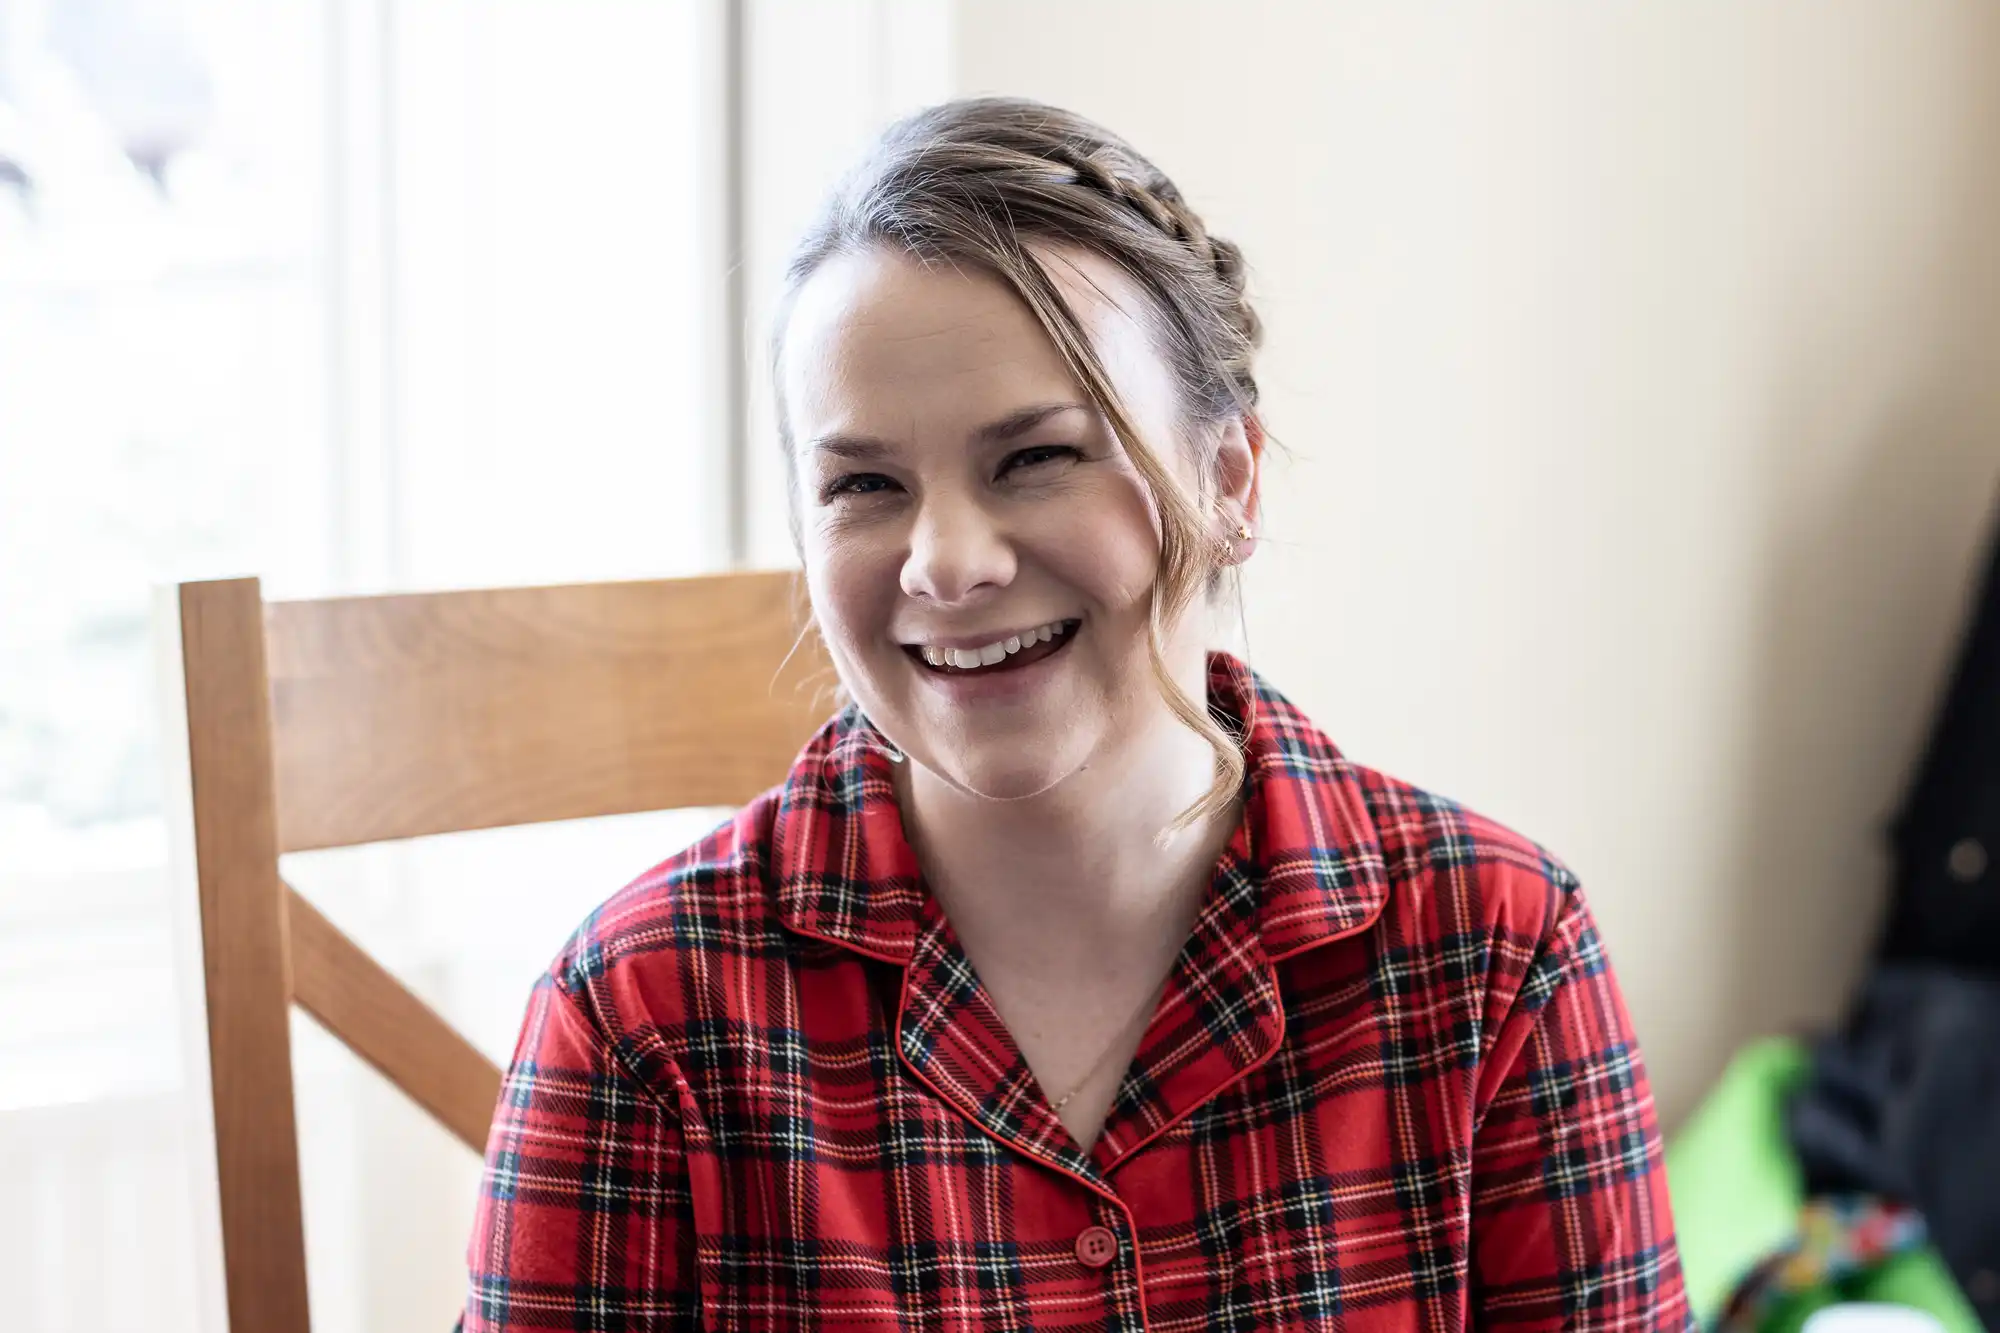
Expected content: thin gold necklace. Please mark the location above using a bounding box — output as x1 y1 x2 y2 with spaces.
1047 979 1169 1115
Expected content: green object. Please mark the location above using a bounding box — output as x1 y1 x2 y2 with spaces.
1666 1038 1817 1323
1854 1250 1981 1329
1752 1251 1975 1333
1663 1037 1983 1333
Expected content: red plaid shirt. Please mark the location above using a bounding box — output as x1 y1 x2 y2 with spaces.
464 654 1688 1331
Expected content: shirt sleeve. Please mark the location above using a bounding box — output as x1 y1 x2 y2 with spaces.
1469 886 1693 1331
462 971 701 1331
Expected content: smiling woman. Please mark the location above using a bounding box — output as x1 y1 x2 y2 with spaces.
778 239 1255 814
461 98 1692 1333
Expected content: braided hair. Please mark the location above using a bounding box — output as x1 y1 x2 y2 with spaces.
773 96 1265 829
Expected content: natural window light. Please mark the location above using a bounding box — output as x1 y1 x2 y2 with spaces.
0 1 948 1328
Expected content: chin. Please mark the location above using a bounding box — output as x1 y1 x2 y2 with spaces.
929 754 1069 803
948 756 1072 800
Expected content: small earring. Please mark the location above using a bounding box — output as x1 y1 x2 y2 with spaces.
1235 522 1253 540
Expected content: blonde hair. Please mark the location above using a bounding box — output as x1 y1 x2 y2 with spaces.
772 97 1265 830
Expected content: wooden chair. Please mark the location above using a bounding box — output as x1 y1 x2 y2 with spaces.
157 572 831 1333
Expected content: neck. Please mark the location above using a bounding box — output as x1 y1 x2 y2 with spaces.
898 708 1239 981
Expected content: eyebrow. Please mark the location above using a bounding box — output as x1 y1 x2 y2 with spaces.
807 402 1091 461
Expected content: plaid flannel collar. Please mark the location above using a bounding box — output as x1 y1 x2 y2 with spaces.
768 653 1391 1177
767 650 1390 970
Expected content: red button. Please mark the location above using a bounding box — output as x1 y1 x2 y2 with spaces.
1074 1225 1118 1269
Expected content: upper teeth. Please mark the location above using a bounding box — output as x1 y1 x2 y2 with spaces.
921 620 1069 670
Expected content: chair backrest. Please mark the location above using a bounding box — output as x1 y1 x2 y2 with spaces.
158 571 831 1333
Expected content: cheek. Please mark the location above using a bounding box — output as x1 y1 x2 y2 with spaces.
803 522 902 661
1051 476 1161 608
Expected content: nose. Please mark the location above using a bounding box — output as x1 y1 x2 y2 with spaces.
900 492 1016 605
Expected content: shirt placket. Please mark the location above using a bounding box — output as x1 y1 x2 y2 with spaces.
1091 854 1287 1174
896 860 1292 1331
895 902 1165 1326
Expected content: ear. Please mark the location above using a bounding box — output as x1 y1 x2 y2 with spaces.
1211 412 1263 563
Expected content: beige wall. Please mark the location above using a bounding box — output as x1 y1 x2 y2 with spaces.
955 1 2000 1129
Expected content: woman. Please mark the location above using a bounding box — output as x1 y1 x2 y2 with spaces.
463 98 1689 1331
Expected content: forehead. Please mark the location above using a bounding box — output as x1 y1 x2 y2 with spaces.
780 244 1170 449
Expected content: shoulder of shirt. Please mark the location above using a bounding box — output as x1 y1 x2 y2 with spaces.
529 739 1595 1057
539 785 795 1059
1334 755 1587 960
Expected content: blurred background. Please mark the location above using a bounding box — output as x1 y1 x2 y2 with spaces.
6 2 2000 1330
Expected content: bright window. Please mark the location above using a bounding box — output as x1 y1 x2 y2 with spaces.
0 2 949 1328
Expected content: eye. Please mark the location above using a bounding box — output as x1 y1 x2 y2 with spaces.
999 444 1083 478
819 472 901 503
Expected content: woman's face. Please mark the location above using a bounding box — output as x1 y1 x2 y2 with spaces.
781 243 1246 802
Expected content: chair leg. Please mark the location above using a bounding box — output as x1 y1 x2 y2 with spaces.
168 578 312 1333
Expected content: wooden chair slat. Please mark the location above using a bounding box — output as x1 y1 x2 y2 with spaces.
263 570 832 852
286 885 503 1153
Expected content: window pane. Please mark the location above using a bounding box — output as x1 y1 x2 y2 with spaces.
0 8 331 1332
0 0 331 845
392 0 709 590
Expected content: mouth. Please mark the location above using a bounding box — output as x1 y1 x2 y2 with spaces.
902 618 1081 677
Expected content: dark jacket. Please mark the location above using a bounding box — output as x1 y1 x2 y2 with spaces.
1790 499 2000 1330
1884 513 2000 973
